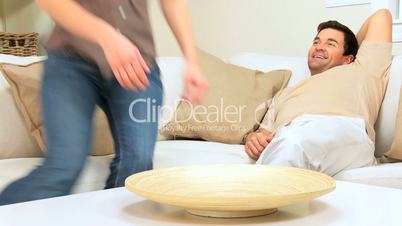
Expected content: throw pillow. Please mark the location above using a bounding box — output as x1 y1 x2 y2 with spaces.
160 49 291 144
0 62 114 156
0 70 43 159
382 88 402 162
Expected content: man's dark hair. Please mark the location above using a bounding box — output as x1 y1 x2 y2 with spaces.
317 20 358 60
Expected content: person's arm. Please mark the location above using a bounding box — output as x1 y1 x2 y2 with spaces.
244 128 274 160
356 9 392 46
160 0 208 104
35 0 150 91
258 98 276 133
243 99 275 160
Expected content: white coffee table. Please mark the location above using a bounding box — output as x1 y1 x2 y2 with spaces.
0 181 400 226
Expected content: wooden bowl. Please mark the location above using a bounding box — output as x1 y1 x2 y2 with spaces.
125 164 335 218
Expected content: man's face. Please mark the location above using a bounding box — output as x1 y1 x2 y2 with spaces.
307 28 353 75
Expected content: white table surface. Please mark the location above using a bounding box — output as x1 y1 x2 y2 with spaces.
0 180 400 226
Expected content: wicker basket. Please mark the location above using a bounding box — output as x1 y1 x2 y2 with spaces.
0 32 39 57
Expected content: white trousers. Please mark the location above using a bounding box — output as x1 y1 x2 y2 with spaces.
256 114 377 176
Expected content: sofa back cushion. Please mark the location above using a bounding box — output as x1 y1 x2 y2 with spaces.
374 56 402 156
382 87 402 161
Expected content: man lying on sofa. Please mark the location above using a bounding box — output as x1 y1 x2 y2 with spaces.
244 9 392 176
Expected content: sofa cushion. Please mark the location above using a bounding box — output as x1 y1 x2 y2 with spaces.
374 56 402 156
382 87 402 161
0 155 113 194
0 62 115 156
160 49 291 144
228 53 310 87
0 70 43 159
0 55 46 159
153 140 253 169
334 163 402 189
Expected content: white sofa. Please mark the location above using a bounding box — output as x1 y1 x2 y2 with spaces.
0 52 401 195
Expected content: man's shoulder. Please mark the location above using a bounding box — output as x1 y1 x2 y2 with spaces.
355 40 392 63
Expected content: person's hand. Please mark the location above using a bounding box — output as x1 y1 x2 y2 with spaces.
100 30 150 91
245 130 274 160
183 62 208 105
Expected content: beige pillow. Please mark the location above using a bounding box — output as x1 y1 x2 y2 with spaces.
382 88 402 163
160 49 291 144
0 62 114 156
0 71 42 159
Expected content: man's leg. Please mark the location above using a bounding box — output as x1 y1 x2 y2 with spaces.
104 64 163 188
256 114 376 176
0 52 99 205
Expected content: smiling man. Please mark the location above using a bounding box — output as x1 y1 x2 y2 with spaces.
308 21 357 75
244 9 392 176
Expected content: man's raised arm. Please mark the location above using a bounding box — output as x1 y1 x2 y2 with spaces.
356 9 392 45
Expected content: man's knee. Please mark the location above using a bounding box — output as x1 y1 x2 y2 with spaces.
258 134 309 168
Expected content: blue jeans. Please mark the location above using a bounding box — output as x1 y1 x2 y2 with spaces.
0 51 163 205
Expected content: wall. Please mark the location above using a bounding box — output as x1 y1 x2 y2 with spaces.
152 0 402 57
0 1 4 31
187 0 372 58
1 0 52 54
1 0 401 57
